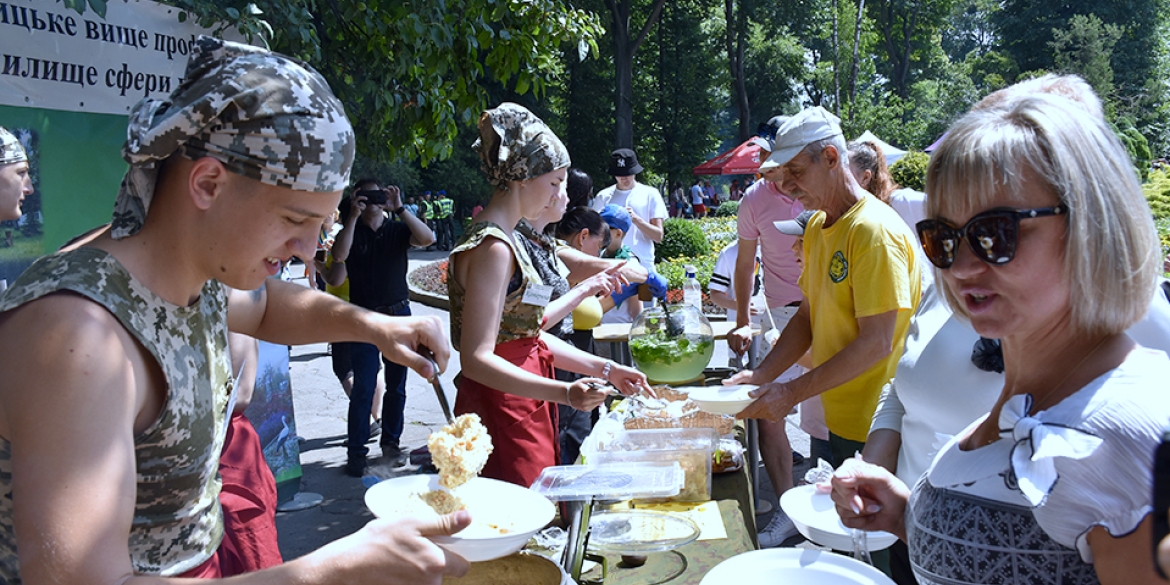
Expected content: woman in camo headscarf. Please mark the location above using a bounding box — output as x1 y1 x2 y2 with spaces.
446 103 647 487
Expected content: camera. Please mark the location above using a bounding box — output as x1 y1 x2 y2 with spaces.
356 189 387 206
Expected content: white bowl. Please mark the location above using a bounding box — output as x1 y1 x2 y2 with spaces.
684 384 758 415
702 548 894 585
365 474 555 562
778 484 898 552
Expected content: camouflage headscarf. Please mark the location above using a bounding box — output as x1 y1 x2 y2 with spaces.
112 36 355 239
0 127 27 165
473 103 570 191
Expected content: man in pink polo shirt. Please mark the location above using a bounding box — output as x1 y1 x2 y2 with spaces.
728 116 821 547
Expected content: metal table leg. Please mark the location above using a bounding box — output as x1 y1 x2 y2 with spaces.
746 418 761 510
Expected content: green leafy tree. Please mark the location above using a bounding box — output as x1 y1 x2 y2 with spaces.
725 0 752 141
557 0 617 188
995 0 1168 97
742 23 807 125
152 0 602 163
866 0 957 100
604 0 669 148
940 0 999 62
647 0 723 187
1049 14 1121 99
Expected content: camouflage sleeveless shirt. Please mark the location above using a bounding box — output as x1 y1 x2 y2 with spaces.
448 221 546 351
0 247 231 581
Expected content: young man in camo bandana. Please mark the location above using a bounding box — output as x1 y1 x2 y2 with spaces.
0 127 32 222
0 38 468 584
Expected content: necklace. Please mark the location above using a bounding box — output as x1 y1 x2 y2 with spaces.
1024 335 1110 415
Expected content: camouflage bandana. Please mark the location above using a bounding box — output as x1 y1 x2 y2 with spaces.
473 103 570 191
0 127 27 165
112 36 355 239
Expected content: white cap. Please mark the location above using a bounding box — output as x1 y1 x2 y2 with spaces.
773 210 817 236
759 107 842 170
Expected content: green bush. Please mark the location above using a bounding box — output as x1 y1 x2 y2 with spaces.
890 151 930 191
1112 116 1151 182
713 201 739 217
656 218 712 263
656 254 716 291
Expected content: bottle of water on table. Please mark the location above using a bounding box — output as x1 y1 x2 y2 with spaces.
683 264 701 310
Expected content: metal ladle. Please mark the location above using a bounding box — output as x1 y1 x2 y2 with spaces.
660 297 685 338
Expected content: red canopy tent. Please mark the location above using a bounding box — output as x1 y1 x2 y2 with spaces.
693 138 766 175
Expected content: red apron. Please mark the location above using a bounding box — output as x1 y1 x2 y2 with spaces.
181 413 282 578
455 336 560 488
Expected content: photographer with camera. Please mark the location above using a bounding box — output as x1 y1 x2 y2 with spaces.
332 179 435 476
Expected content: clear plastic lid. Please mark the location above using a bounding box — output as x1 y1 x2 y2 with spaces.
529 462 683 502
588 509 701 553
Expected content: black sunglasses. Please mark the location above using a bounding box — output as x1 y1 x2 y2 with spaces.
916 204 1068 269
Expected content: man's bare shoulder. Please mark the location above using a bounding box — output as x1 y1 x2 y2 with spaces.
0 291 153 438
0 292 142 389
1 289 124 332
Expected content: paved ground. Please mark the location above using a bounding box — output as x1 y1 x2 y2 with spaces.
274 249 812 561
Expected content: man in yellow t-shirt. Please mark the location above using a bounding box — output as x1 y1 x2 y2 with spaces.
730 106 920 467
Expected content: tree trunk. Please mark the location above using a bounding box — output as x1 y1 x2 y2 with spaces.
607 0 667 149
726 0 751 142
832 0 840 116
850 0 865 121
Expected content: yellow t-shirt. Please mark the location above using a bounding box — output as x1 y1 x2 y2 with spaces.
798 194 921 442
324 255 350 302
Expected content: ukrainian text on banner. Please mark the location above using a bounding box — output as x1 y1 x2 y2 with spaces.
0 0 237 115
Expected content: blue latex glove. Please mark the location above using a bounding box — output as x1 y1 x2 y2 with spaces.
611 282 639 306
645 271 668 300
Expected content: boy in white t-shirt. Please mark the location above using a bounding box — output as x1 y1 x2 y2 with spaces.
708 240 764 366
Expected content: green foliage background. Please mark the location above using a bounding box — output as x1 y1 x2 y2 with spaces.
62 0 1170 226
889 151 930 191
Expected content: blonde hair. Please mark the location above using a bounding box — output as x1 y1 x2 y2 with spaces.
926 92 1158 335
974 73 1105 121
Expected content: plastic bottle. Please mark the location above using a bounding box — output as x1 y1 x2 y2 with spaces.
683 264 701 310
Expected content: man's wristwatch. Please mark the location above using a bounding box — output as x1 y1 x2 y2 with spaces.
392 206 406 215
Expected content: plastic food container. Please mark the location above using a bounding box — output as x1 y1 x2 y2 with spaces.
529 462 683 502
582 428 716 502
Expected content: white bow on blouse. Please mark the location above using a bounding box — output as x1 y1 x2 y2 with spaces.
998 393 1103 505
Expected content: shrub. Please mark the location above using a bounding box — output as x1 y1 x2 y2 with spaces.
656 254 715 291
657 218 712 263
714 201 739 217
890 151 930 191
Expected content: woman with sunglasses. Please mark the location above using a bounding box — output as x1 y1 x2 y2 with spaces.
831 91 1170 583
